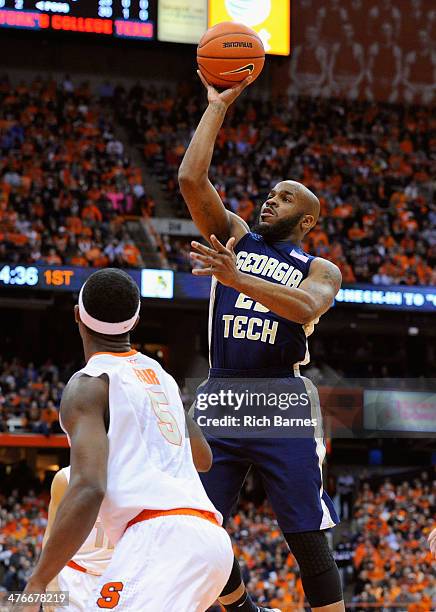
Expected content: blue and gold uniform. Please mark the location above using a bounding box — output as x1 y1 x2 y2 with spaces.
196 232 339 533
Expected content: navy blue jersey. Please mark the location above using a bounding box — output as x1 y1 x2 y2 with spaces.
210 232 316 371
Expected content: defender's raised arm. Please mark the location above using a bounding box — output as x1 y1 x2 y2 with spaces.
178 72 251 244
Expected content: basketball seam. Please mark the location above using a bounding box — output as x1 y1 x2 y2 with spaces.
198 32 262 48
197 55 265 60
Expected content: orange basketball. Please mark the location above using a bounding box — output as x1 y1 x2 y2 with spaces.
197 22 265 89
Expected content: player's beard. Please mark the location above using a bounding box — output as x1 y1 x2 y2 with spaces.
252 212 304 243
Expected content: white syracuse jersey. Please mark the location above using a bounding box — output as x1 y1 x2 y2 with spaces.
61 467 113 575
68 349 222 545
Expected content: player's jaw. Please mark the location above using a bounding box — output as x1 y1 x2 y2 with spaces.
252 209 305 243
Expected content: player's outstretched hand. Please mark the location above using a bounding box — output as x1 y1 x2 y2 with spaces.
197 70 252 109
429 527 436 557
191 235 240 287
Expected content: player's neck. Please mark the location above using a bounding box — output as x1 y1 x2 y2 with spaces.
283 231 302 246
83 336 132 362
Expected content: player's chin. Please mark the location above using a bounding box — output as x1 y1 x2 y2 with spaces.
258 216 276 225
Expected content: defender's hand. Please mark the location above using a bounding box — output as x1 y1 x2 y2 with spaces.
197 70 252 109
191 235 240 287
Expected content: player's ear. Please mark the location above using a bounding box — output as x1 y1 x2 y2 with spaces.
74 304 80 324
302 214 315 234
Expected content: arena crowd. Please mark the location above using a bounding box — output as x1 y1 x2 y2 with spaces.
1 467 434 610
1 76 434 286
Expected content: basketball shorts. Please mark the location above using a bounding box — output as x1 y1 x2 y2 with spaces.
195 370 339 533
53 564 100 611
87 513 233 611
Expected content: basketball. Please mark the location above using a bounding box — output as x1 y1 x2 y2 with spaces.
197 21 265 89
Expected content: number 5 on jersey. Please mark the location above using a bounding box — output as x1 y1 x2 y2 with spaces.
147 389 182 446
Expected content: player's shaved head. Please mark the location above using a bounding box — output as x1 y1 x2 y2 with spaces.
278 180 320 225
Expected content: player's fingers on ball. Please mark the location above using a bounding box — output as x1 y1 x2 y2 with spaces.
239 75 253 91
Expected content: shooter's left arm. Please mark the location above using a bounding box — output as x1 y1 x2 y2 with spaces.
233 258 342 324
191 236 342 325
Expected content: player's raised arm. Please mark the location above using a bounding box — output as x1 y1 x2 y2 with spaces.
24 375 109 599
178 72 251 245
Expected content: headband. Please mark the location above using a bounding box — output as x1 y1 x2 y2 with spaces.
78 284 140 335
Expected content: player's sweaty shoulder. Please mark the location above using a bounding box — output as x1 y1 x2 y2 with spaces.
61 374 109 422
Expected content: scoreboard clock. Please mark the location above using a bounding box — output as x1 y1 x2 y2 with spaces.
0 264 174 299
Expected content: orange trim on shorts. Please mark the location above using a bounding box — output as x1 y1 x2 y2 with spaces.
125 508 220 532
91 349 138 358
67 560 88 574
67 560 102 577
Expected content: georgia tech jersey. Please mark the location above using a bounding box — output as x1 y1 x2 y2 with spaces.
210 232 317 370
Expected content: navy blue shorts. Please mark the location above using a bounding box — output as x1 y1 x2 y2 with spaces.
194 369 339 533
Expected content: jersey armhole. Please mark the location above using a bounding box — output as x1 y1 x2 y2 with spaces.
307 255 318 274
233 231 257 253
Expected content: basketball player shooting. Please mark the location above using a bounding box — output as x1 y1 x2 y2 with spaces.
178 73 345 611
19 268 234 612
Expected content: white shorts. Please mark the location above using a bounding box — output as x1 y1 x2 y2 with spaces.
55 565 101 611
87 514 233 611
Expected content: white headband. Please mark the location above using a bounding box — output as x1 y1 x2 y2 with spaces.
78 284 140 335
